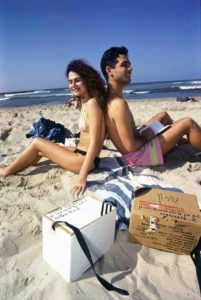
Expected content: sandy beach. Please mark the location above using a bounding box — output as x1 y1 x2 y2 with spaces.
0 97 201 300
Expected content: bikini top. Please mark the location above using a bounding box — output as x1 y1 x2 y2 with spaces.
79 108 89 132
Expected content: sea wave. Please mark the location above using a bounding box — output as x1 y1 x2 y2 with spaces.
25 93 69 98
54 93 71 96
0 97 11 101
134 91 150 94
39 90 51 93
179 85 201 90
123 89 134 94
190 81 201 84
4 91 42 97
123 90 150 94
4 90 52 97
2 92 69 100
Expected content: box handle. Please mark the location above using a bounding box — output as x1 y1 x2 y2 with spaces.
52 220 129 296
101 201 113 216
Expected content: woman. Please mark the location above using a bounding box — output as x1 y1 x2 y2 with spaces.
0 60 107 196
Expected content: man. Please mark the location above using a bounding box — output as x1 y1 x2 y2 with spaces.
100 46 201 166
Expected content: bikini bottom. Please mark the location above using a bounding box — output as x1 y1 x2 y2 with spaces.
74 148 100 168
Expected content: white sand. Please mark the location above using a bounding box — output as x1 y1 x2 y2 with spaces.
0 98 201 300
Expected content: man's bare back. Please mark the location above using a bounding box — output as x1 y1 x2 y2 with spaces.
105 96 144 154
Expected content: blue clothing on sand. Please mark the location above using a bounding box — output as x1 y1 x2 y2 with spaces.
26 117 72 143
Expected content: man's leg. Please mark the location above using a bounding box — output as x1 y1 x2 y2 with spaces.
144 111 173 126
159 117 201 154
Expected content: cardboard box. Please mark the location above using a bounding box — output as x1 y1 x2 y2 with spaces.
43 196 116 282
128 189 201 254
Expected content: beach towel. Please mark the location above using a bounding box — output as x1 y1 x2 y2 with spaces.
87 157 182 230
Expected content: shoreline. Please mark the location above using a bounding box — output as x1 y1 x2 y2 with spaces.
0 95 201 110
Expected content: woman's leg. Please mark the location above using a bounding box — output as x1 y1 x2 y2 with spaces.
0 141 41 176
159 117 201 154
0 138 84 176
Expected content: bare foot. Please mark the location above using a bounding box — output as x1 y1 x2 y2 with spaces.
0 167 10 177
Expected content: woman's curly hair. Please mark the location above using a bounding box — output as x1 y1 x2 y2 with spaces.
66 59 107 111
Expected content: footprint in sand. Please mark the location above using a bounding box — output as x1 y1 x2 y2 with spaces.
0 237 18 258
187 162 201 172
0 128 12 141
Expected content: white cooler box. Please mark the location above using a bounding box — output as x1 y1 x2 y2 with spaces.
43 196 116 282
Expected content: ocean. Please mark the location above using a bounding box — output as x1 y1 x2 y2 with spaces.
0 79 201 109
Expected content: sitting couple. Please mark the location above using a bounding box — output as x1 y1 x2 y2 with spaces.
1 46 201 197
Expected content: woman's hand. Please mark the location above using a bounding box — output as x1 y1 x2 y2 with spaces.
70 176 87 197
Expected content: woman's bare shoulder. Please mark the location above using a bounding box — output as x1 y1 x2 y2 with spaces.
86 97 97 104
86 97 101 109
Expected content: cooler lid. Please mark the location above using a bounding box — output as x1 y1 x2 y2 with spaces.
45 196 115 233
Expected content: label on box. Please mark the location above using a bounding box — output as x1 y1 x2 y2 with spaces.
46 196 107 233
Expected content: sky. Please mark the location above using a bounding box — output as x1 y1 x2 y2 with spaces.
0 0 200 93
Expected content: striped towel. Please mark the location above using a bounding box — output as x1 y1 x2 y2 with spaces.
87 157 182 230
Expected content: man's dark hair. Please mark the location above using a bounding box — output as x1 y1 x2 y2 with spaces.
100 46 128 81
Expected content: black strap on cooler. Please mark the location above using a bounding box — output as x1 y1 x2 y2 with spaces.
52 220 129 296
190 237 201 292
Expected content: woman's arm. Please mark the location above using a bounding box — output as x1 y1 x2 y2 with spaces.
71 98 104 196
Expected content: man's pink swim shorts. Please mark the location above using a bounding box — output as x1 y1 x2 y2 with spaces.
122 137 164 167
